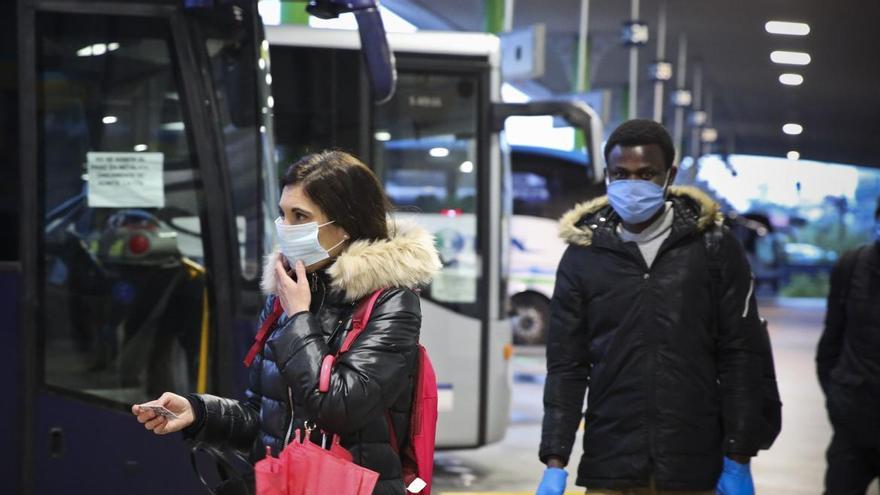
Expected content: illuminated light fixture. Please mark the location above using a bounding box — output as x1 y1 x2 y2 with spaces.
161 121 185 131
133 144 148 152
779 73 804 86
787 151 800 160
459 161 474 173
771 51 811 66
429 147 450 158
267 96 275 108
76 42 120 57
374 131 391 142
783 123 803 135
265 74 272 85
765 21 810 36
260 125 267 134
258 58 266 70
102 115 118 124
701 128 718 143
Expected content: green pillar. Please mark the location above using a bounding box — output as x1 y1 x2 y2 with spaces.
485 0 505 34
573 40 591 150
281 1 310 25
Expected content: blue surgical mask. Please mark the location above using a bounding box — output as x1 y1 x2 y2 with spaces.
275 217 345 268
606 172 670 224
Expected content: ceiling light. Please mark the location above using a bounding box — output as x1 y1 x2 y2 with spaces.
429 147 450 158
161 121 185 131
765 21 810 36
267 96 274 108
779 73 804 86
459 161 474 173
783 123 803 135
133 144 148 152
374 131 391 142
102 115 118 124
787 151 800 160
771 51 811 66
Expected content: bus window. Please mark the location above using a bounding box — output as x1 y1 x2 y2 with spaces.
374 71 481 318
38 13 210 405
269 46 365 168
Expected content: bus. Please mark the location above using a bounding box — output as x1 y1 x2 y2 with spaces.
1 1 395 493
508 145 605 345
265 25 605 447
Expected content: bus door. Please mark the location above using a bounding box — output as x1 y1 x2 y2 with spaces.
17 2 260 493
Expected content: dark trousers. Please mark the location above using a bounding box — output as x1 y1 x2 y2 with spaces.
824 431 880 495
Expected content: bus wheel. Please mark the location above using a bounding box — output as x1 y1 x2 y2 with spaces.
511 293 550 346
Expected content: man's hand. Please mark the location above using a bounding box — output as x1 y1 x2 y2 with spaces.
535 466 567 495
716 456 755 495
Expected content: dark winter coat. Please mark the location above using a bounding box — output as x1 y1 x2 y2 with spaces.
539 186 768 491
817 242 880 446
186 222 441 495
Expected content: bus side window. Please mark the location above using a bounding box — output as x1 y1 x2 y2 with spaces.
38 13 212 405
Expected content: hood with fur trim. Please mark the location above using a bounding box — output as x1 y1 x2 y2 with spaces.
559 185 723 247
261 220 442 302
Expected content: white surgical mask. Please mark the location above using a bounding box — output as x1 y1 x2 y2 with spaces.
275 217 345 268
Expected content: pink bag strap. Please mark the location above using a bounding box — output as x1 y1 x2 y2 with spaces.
318 289 386 393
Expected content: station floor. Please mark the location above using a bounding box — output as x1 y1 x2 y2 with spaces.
431 298 880 495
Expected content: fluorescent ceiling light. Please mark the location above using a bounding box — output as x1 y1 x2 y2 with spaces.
76 43 120 57
765 21 810 36
134 144 148 152
265 74 272 85
374 131 392 142
267 96 274 108
429 147 450 158
102 115 118 124
771 51 811 65
787 151 800 160
459 161 474 174
161 121 185 131
779 73 804 86
783 123 803 135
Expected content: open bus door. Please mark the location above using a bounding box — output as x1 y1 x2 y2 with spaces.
6 1 396 493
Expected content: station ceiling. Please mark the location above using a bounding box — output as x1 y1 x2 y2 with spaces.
384 0 880 169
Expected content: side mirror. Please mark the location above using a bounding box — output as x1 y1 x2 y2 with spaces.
492 100 605 183
307 0 397 104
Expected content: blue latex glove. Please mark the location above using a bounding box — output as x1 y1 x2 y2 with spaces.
536 467 568 495
716 456 755 495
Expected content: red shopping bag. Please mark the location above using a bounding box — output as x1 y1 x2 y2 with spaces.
255 446 286 495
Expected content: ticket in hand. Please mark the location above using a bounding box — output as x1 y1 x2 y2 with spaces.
140 404 180 420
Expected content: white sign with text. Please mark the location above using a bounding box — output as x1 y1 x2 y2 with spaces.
87 152 165 208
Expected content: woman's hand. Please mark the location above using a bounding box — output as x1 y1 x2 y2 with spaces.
132 392 194 435
275 258 311 315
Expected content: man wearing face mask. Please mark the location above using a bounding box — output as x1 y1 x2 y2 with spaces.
535 120 769 495
817 197 880 495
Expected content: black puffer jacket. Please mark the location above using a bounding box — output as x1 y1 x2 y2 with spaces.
817 242 880 444
187 222 441 495
539 186 767 491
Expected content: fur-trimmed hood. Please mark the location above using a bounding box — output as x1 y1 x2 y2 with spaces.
261 220 442 302
559 185 723 247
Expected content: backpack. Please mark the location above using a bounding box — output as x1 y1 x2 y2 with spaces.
704 225 782 451
319 289 438 495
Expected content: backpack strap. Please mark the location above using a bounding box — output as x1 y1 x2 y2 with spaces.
703 223 725 337
243 297 283 367
318 289 386 393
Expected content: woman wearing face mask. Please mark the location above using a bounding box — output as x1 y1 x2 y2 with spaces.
131 151 441 495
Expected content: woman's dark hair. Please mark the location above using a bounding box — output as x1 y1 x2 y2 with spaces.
281 151 393 242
